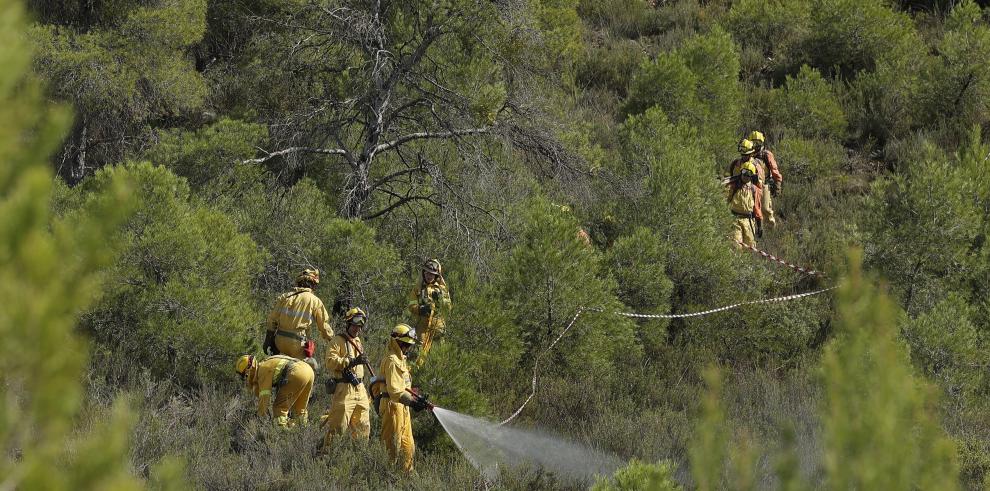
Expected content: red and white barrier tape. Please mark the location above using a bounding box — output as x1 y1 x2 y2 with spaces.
499 286 836 425
603 286 836 319
734 239 828 277
499 308 587 426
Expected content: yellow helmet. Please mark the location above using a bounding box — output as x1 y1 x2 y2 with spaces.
391 323 417 345
344 307 367 326
738 159 758 176
295 268 320 286
748 130 765 145
422 259 442 276
235 354 255 377
738 139 756 156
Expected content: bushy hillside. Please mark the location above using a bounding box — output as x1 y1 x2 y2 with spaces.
4 0 990 488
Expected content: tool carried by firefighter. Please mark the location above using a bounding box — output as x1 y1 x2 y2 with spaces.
320 308 373 445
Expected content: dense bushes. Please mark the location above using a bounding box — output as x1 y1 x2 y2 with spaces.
59 162 266 386
16 0 990 488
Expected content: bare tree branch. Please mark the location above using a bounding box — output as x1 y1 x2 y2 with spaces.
241 146 352 165
372 127 491 156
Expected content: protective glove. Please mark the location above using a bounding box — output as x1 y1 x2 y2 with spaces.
430 288 442 302
410 393 431 412
419 302 434 317
771 180 781 197
347 353 369 368
263 331 278 355
755 218 764 239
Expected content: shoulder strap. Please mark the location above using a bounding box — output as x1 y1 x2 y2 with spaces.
336 334 353 357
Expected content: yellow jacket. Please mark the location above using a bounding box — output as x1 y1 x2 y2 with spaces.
249 355 299 417
406 280 451 332
267 287 333 342
380 339 415 405
326 334 366 381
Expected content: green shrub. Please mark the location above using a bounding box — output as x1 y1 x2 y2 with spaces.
605 227 673 353
66 162 266 386
145 118 269 202
865 146 981 316
578 0 665 38
593 459 682 491
774 136 846 180
804 0 921 78
922 0 990 144
577 39 647 95
822 251 959 489
1 0 178 486
723 0 812 81
901 295 988 402
624 27 742 143
497 198 641 376
766 66 847 141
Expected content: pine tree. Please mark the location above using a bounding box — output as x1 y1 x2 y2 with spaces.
823 250 959 490
0 0 179 487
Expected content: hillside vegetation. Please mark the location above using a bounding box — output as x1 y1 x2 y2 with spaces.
4 0 990 488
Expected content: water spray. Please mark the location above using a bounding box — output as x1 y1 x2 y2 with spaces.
414 389 619 484
431 406 622 484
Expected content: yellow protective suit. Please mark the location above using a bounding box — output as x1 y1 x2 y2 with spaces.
322 334 371 447
267 287 334 359
407 279 451 366
726 179 758 248
379 338 416 473
249 355 314 427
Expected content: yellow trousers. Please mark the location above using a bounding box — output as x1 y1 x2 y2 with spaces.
274 335 306 359
416 327 440 367
762 187 774 221
379 399 415 473
731 216 756 248
273 363 313 426
322 383 370 446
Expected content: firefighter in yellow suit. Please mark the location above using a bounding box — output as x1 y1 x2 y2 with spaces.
236 354 315 428
726 156 760 248
371 324 430 473
322 307 372 448
407 259 451 366
265 268 334 359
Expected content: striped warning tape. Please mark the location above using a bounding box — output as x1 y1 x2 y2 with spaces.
734 238 828 277
499 286 836 425
499 308 586 426
602 286 836 319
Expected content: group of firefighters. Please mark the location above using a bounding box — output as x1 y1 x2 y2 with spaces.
231 131 782 475
234 259 451 474
725 130 784 248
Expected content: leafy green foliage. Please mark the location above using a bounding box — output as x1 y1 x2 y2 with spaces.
822 251 959 489
498 198 641 375
65 162 266 385
605 227 673 351
765 66 847 140
625 27 742 145
724 0 811 81
30 0 207 176
865 144 981 316
1 0 178 487
593 459 682 491
21 0 990 487
924 0 990 143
